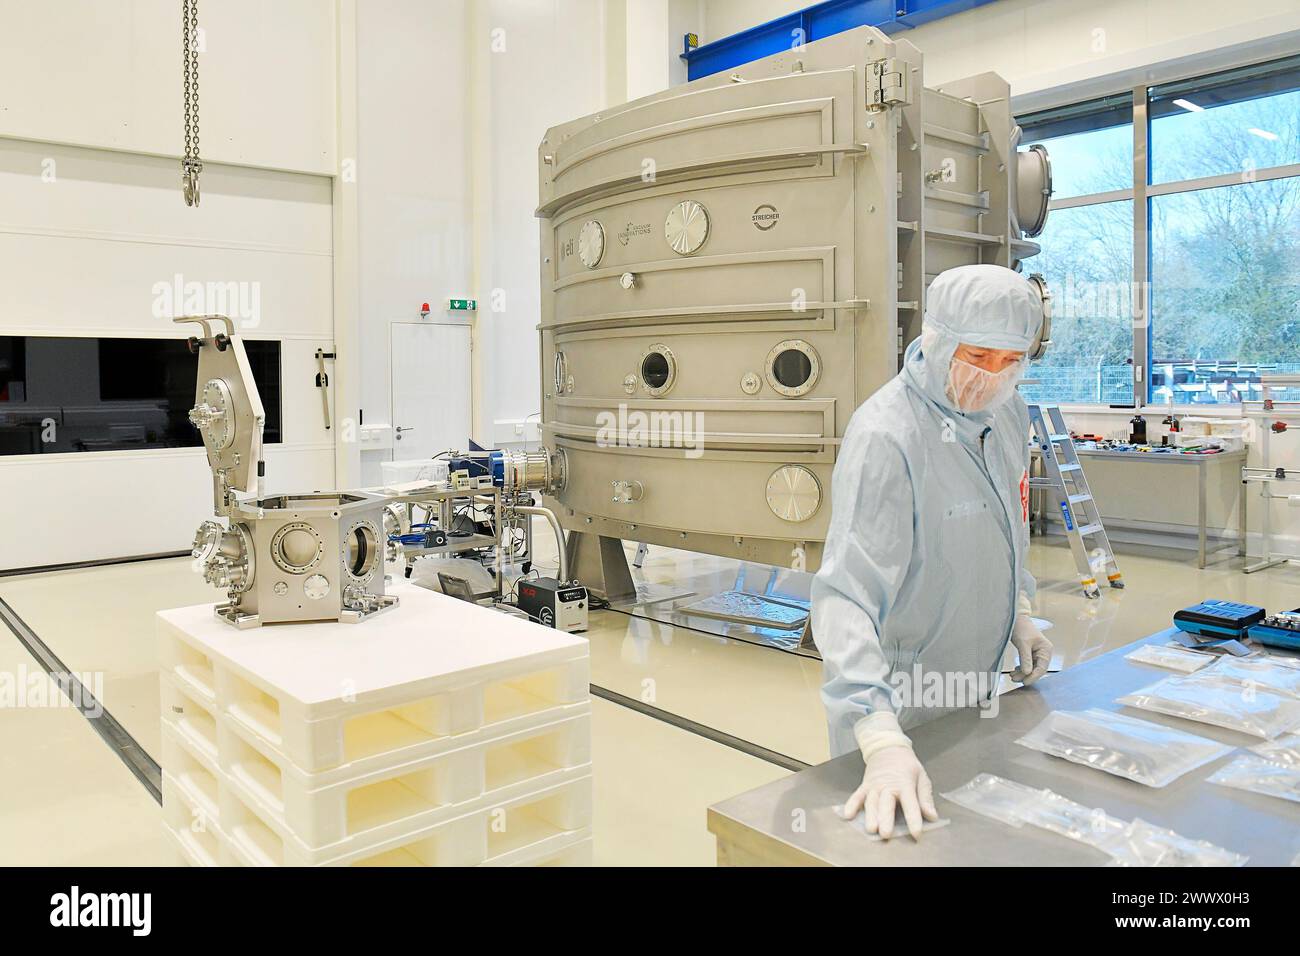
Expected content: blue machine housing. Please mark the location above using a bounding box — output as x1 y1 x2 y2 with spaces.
447 440 508 487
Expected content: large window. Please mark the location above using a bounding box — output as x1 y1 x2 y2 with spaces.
1018 96 1134 405
1151 179 1300 404
1150 58 1300 184
0 336 281 456
1017 53 1300 406
1021 94 1133 199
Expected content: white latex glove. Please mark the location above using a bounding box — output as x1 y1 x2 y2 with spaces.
842 712 938 840
1010 614 1052 684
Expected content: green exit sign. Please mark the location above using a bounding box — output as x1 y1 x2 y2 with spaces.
448 298 477 311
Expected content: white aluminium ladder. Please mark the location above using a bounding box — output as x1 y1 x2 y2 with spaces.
1027 403 1124 599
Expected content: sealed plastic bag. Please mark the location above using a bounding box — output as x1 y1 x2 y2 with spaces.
1249 733 1300 768
1125 644 1215 673
1020 789 1128 847
939 773 1043 828
1205 656 1300 699
943 775 1129 856
1015 708 1234 787
1099 819 1248 867
1118 671 1300 739
942 774 1248 866
1207 754 1300 805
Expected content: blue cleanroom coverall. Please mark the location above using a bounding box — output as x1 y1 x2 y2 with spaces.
812 265 1042 757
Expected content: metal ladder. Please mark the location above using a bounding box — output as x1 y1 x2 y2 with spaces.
1027 403 1124 599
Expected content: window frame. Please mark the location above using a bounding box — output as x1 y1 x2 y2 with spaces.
1017 54 1300 411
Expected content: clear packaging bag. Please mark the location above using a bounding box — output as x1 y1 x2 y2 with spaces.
1099 819 1249 867
1015 708 1234 787
939 773 1043 828
941 773 1123 842
1117 671 1300 739
1125 644 1215 674
1020 789 1128 847
1206 656 1300 699
942 774 1248 866
1249 733 1300 769
1207 754 1300 805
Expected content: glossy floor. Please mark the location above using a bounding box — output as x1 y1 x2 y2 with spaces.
3 535 1299 865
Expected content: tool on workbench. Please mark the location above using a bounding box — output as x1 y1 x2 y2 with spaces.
1028 403 1123 598
1173 599 1265 641
1247 609 1300 651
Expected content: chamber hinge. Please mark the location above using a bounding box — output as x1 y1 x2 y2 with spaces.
869 57 909 109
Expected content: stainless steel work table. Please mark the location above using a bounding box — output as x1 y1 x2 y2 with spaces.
1030 448 1247 569
707 630 1300 866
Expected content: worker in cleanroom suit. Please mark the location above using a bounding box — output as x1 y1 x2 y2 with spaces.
811 263 1052 841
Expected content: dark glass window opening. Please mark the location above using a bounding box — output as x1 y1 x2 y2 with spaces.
0 336 282 455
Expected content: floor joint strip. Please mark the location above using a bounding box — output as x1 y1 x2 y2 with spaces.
0 550 190 579
590 682 810 773
0 595 162 804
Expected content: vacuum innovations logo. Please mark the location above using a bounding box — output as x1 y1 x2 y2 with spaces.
617 221 652 246
49 886 151 936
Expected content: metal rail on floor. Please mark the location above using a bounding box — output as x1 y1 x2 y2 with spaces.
589 684 810 773
0 595 162 804
0 550 190 579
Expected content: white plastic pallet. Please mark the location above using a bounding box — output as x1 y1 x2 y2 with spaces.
163 758 592 867
162 696 591 848
160 666 590 792
162 774 237 867
164 824 222 867
166 818 592 868
158 580 589 774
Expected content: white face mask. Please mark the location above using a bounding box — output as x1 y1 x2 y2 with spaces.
946 355 1025 412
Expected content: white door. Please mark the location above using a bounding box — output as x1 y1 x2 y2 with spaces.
390 322 472 459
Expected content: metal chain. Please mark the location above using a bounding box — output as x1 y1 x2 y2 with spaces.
182 0 202 206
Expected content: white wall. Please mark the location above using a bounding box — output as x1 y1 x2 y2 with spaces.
469 0 610 448
0 1 337 570
353 0 474 484
347 0 623 466
697 0 802 41
626 0 673 100
0 0 336 175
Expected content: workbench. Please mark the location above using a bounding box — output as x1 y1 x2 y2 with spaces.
707 629 1300 866
1030 448 1247 569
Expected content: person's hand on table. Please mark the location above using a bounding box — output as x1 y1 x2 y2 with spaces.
1010 614 1052 684
841 712 938 840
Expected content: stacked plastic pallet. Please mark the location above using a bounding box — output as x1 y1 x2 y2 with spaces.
157 581 591 866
